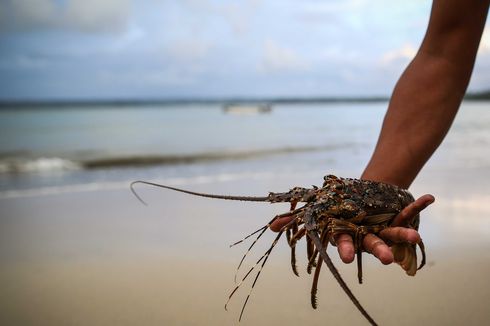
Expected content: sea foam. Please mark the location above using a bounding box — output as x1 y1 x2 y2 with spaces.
0 157 82 174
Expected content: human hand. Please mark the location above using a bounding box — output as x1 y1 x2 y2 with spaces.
269 194 435 265
336 194 434 264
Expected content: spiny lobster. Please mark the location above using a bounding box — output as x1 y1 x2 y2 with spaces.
131 174 426 326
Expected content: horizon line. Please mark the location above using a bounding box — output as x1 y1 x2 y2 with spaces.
0 90 488 107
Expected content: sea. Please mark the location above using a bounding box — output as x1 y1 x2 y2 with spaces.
0 100 489 200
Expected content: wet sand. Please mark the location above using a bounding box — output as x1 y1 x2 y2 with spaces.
1 173 490 325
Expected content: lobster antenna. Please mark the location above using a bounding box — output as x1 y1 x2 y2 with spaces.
130 180 270 205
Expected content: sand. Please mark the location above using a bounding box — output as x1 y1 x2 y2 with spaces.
2 251 490 326
1 174 490 325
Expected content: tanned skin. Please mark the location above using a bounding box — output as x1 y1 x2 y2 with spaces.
272 0 489 265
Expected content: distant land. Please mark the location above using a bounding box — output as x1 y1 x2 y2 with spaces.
465 90 490 100
0 90 488 108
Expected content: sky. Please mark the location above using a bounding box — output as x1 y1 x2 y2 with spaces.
0 0 489 100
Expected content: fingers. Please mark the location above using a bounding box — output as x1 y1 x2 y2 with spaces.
335 234 355 263
272 194 433 267
391 194 435 226
379 227 421 244
362 234 393 265
335 233 394 265
269 215 295 232
336 230 412 265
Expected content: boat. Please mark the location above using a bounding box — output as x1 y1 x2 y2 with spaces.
222 103 272 115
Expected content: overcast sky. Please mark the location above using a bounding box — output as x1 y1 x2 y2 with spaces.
0 0 489 100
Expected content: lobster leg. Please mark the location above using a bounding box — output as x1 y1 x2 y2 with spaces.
225 230 283 313
233 225 269 283
290 227 306 246
310 250 323 309
236 216 300 321
307 248 318 274
288 202 300 276
238 230 284 321
355 228 364 284
355 225 389 283
310 230 329 308
327 219 389 284
231 208 306 282
306 227 378 326
226 216 300 321
326 219 364 283
306 233 314 268
417 240 426 270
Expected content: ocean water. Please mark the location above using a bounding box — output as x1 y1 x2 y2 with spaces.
0 101 489 199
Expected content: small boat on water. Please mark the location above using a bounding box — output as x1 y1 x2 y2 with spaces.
222 103 272 115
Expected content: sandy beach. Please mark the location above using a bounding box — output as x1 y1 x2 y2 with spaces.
2 168 490 326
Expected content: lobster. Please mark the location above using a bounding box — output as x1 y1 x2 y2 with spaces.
131 174 426 326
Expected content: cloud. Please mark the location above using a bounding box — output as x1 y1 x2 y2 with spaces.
469 27 490 92
380 43 417 66
297 0 371 26
97 68 197 89
62 0 130 33
0 0 56 31
174 0 262 35
0 54 49 70
303 0 368 14
218 0 262 36
479 26 490 54
261 39 310 73
0 0 130 33
164 39 213 63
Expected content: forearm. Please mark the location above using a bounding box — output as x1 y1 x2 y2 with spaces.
362 53 468 188
362 0 489 188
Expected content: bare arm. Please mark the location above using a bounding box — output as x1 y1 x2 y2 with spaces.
362 0 489 188
338 0 490 264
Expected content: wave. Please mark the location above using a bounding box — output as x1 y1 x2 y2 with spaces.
0 144 353 174
0 157 82 174
82 145 346 168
